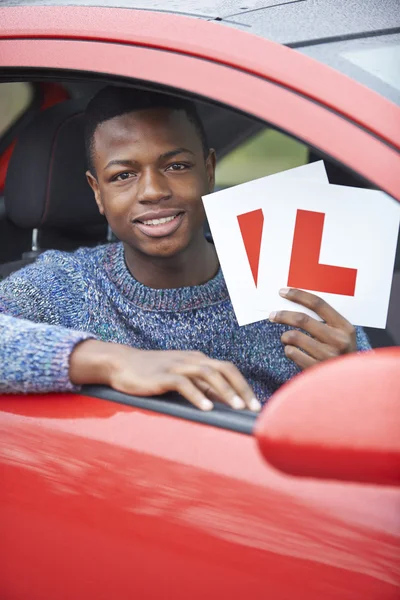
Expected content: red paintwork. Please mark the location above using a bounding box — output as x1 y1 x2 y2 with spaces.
0 6 398 152
0 4 399 599
256 348 400 486
0 39 399 201
1 394 400 599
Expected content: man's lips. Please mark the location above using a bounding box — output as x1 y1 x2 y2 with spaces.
133 209 185 238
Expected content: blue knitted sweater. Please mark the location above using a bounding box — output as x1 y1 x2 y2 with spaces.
0 242 370 402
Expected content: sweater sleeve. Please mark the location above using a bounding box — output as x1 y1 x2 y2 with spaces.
0 313 93 394
0 251 95 394
355 325 371 351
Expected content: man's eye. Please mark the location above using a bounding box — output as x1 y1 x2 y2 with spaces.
113 172 134 181
167 163 190 171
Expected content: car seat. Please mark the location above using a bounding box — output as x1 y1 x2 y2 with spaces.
0 100 108 279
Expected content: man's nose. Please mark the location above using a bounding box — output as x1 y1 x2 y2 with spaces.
137 168 172 204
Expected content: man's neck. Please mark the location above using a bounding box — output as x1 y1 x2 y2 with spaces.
123 236 219 289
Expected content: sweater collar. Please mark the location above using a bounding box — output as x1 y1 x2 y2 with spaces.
103 243 229 311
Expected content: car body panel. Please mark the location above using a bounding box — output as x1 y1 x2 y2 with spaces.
1 393 400 599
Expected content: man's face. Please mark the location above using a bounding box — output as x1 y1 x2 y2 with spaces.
87 108 215 258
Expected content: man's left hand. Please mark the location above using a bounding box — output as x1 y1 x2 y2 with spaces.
269 287 357 370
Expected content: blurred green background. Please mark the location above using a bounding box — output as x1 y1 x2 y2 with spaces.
215 128 308 188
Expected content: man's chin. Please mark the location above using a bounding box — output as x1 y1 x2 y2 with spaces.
130 237 190 260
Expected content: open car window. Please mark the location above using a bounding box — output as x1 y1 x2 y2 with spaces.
0 72 398 424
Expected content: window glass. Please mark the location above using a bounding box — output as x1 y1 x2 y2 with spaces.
0 83 34 138
299 33 400 106
215 128 308 189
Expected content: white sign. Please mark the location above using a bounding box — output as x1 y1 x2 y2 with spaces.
203 163 400 328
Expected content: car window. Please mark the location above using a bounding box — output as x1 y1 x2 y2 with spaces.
0 82 34 138
0 78 397 354
215 128 308 189
297 33 400 107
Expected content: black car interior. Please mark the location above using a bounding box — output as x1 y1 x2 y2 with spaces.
0 81 398 349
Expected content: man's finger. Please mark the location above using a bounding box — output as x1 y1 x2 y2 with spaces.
279 287 354 330
176 363 246 410
269 309 334 342
192 377 219 401
212 359 262 412
284 345 318 370
281 330 339 361
165 374 214 411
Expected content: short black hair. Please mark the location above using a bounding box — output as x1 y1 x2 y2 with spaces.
84 86 209 175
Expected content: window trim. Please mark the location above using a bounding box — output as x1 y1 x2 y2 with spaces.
82 386 257 435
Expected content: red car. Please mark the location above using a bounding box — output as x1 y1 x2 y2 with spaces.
0 2 399 599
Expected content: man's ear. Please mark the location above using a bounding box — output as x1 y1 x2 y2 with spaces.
206 149 217 193
86 171 105 215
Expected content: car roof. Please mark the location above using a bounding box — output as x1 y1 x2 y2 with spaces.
2 0 400 105
3 0 398 42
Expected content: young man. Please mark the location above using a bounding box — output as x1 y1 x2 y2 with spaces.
0 86 370 411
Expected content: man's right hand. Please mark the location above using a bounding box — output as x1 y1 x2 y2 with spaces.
69 339 261 412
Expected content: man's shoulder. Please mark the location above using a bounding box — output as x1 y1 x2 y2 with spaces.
31 242 122 277
1 243 120 291
0 243 121 316
37 242 115 269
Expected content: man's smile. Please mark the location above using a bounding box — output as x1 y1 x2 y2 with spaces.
133 209 185 237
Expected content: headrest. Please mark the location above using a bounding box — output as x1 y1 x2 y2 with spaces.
5 100 105 230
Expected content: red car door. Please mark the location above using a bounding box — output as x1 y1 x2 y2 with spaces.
0 6 399 600
2 391 399 600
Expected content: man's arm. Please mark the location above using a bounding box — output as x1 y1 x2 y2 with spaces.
0 252 96 394
69 340 261 412
0 312 94 394
0 311 261 412
0 257 261 411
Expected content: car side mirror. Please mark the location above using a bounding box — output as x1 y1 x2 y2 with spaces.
255 348 400 486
